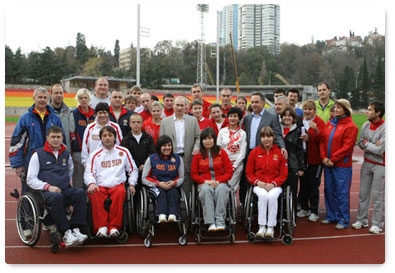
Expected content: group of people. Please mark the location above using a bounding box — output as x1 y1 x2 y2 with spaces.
9 79 385 247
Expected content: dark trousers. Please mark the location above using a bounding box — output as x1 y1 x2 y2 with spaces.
299 164 323 214
156 187 180 217
284 170 299 220
43 187 87 233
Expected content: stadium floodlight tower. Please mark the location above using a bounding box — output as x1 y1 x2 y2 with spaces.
196 4 209 88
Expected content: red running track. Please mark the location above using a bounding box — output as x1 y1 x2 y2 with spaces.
3 123 386 268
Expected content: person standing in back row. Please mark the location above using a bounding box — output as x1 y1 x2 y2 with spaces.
315 82 335 123
320 99 358 229
90 77 110 108
352 101 385 234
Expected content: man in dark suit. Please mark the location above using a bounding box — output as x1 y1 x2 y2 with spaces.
240 92 288 205
159 96 200 200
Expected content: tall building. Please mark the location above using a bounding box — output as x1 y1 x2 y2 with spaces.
219 4 280 55
219 4 239 48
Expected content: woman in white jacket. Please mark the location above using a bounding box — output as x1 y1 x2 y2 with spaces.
217 107 247 194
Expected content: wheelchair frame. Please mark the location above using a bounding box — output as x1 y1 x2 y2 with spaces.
136 186 189 248
190 183 237 244
243 184 295 245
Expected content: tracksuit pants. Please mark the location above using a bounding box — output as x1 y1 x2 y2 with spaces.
254 186 282 227
88 183 126 233
198 183 230 227
323 166 352 226
156 187 180 217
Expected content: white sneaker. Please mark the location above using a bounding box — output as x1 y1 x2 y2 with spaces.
369 225 382 234
168 214 177 222
308 213 319 222
158 214 167 223
208 224 216 232
109 228 120 238
256 226 266 237
63 229 79 247
297 209 311 218
23 229 33 239
216 225 225 231
265 226 274 238
351 221 368 229
96 226 108 238
73 228 88 244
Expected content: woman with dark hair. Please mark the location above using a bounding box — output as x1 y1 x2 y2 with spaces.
191 127 233 231
141 135 184 223
245 126 288 238
217 107 247 194
280 106 306 221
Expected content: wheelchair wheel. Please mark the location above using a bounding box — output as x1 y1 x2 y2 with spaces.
16 192 42 246
125 185 135 234
178 234 187 246
243 186 253 233
282 234 293 246
285 186 295 236
189 185 197 228
136 187 148 238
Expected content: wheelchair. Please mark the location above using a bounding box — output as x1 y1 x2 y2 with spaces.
85 183 135 243
136 186 188 248
190 183 237 244
15 188 70 253
243 184 295 245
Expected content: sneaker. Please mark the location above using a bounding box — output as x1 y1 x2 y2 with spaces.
109 228 120 238
23 229 33 239
321 219 335 224
256 226 266 237
351 221 368 229
168 214 177 222
297 209 311 218
72 228 88 244
308 213 319 222
158 214 167 223
369 225 382 234
96 226 108 238
63 229 79 247
208 224 216 232
265 226 274 238
335 223 346 230
216 225 225 231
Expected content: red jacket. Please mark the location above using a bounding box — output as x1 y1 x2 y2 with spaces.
320 116 358 168
209 117 230 136
191 149 233 184
245 144 288 187
304 115 326 165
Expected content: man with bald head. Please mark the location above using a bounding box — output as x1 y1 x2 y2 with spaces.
160 96 200 200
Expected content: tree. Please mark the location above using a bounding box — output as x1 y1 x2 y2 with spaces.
76 33 89 67
360 57 370 108
114 39 120 67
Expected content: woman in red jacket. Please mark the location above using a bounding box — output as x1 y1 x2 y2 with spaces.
319 99 358 229
191 127 233 232
245 126 288 238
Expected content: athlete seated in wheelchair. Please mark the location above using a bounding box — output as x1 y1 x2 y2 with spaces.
190 127 237 243
25 126 88 249
138 135 188 247
245 126 289 239
84 126 138 239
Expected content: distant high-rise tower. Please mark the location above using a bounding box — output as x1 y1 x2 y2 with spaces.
219 4 280 55
239 4 280 54
196 4 209 86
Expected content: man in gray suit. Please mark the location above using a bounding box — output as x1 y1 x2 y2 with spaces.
159 96 200 201
240 91 288 205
